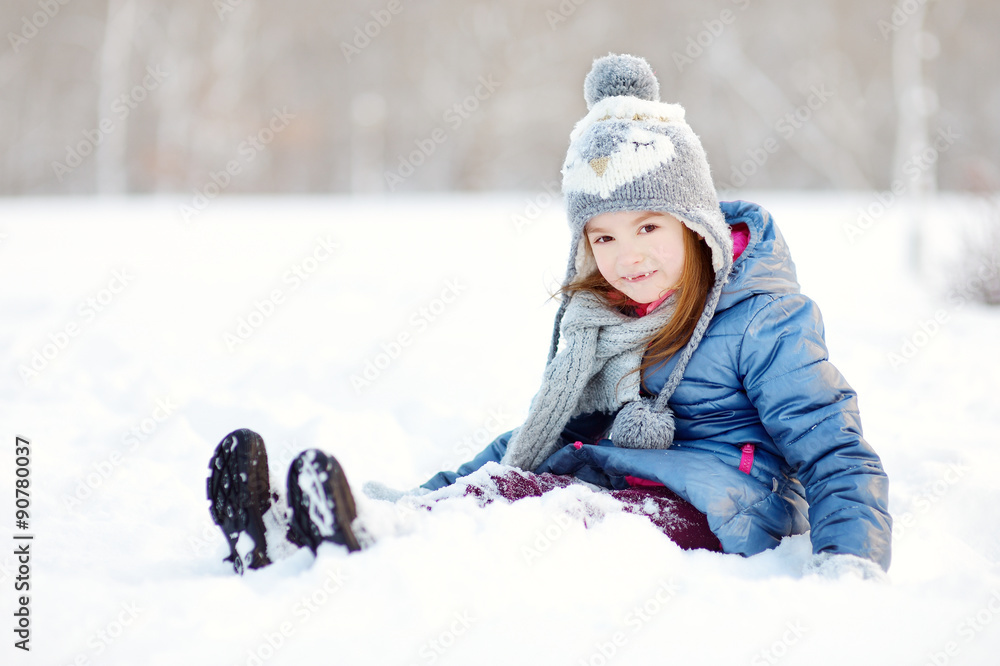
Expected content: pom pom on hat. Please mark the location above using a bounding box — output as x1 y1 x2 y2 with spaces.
583 53 660 110
608 399 676 450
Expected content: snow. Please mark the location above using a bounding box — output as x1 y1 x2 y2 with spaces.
1 192 998 665
295 451 336 539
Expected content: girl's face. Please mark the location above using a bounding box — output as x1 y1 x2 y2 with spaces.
585 210 686 304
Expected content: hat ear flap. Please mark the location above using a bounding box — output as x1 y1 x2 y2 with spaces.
574 232 599 278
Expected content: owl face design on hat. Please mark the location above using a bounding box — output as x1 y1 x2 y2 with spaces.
562 120 677 199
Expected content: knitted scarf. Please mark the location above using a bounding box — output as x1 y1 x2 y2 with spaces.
501 290 676 471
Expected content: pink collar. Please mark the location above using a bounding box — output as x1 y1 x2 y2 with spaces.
636 291 674 316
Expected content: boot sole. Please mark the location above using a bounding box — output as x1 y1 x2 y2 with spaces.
287 450 361 554
207 429 273 574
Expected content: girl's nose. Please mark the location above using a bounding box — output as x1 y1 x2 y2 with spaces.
616 240 644 265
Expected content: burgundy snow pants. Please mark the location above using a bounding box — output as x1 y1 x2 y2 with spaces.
460 468 723 553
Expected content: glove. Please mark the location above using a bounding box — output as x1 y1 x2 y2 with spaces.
803 552 887 582
362 480 431 502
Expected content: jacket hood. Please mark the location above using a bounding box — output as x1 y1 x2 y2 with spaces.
717 200 801 314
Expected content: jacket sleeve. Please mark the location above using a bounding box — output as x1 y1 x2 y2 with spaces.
738 294 892 571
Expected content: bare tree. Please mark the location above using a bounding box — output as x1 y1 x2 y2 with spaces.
0 0 994 196
706 34 871 190
889 1 937 274
95 0 137 194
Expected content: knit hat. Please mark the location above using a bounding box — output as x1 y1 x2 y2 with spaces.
551 53 734 451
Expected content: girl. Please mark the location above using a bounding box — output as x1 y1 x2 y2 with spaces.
207 54 891 578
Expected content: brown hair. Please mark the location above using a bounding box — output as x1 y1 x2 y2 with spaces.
557 223 715 391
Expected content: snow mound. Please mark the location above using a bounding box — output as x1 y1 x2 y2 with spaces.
0 193 997 665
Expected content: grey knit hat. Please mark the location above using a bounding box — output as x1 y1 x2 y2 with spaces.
550 53 734 450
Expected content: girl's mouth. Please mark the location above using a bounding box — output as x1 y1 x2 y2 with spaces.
622 270 656 282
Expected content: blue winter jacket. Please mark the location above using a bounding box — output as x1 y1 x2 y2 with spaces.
422 200 892 571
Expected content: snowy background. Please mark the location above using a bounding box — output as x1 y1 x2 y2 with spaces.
1 192 999 665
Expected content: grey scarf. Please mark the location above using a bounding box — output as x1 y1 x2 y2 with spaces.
501 291 678 471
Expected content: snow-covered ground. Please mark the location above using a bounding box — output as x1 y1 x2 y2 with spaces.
1 192 998 665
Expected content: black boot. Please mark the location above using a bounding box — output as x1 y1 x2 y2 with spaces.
206 429 275 574
286 449 362 554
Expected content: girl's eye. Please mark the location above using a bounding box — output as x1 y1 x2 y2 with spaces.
591 236 613 244
639 224 658 234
